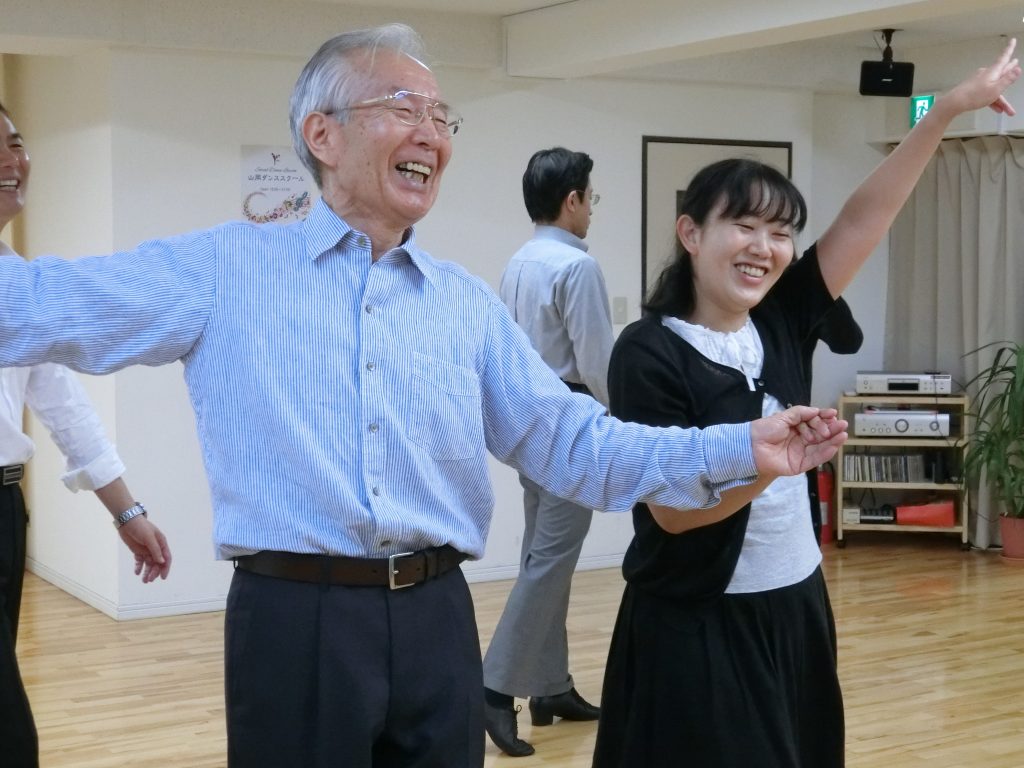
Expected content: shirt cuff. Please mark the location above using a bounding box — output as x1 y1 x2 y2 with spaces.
702 422 757 489
61 447 126 492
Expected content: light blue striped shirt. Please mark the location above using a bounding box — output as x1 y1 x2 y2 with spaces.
0 198 756 560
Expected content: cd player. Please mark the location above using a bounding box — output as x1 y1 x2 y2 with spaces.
855 371 952 395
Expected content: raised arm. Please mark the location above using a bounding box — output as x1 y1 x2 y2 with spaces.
817 38 1021 297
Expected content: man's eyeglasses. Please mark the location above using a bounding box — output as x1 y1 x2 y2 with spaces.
578 190 600 206
338 90 463 137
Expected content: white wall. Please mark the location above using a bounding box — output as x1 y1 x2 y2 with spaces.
14 41 867 616
10 50 127 614
808 93 889 408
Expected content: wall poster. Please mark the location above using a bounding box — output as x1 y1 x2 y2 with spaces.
240 145 316 224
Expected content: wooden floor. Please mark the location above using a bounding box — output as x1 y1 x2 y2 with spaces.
17 534 1024 767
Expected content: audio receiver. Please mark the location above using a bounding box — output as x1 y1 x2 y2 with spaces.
853 410 950 437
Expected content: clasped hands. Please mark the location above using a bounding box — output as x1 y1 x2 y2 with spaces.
751 406 848 479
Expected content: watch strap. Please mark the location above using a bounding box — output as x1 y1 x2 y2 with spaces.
114 502 148 529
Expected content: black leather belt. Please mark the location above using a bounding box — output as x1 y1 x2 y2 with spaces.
233 545 467 590
1 465 24 486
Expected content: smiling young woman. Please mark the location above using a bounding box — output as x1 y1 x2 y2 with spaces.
593 38 1021 768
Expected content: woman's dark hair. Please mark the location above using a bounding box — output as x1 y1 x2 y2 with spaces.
643 158 808 318
522 147 593 223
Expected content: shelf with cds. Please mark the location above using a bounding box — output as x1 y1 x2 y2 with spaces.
834 393 970 549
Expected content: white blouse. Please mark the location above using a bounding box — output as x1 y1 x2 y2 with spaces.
662 315 821 593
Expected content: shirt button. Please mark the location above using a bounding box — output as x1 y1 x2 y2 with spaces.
365 304 373 314
369 423 379 433
366 362 376 371
359 236 369 248
372 486 381 496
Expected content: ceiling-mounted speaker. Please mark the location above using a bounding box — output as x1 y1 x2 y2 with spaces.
859 28 914 97
859 60 915 97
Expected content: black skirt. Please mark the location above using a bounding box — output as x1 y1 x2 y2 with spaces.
593 567 844 768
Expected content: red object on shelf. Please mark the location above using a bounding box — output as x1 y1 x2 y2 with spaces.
818 463 835 544
895 500 955 527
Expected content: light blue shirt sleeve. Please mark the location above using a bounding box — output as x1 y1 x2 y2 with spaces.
559 256 613 406
0 230 216 373
479 293 756 511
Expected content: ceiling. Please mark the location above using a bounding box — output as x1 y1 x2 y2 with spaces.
319 0 1024 93
3 0 1021 95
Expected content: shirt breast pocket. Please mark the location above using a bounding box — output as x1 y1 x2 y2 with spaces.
409 353 484 461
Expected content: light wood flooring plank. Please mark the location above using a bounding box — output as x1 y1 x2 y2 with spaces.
16 534 1024 767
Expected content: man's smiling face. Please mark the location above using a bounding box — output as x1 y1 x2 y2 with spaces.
318 49 452 243
0 112 30 230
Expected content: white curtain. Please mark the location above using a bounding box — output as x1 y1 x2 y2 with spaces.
885 136 1024 548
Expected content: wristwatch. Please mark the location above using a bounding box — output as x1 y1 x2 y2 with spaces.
114 502 148 529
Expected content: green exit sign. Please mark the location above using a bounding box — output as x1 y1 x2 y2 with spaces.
910 94 935 127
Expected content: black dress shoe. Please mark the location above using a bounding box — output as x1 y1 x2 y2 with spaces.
529 687 600 726
484 701 535 757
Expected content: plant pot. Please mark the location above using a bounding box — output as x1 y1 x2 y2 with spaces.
999 516 1024 563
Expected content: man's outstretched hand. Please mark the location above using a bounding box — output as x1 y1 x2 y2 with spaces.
751 406 848 478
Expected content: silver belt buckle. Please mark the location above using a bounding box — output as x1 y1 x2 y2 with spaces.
2 465 24 486
388 551 416 590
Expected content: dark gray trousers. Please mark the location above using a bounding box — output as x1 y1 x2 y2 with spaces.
0 483 38 768
225 564 484 767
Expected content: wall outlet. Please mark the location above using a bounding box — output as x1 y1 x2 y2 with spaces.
612 296 628 324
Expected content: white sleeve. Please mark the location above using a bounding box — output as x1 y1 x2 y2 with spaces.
24 364 125 491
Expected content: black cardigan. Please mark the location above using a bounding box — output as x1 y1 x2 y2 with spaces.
608 245 837 603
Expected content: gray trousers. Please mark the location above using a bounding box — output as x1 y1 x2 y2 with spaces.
482 473 593 698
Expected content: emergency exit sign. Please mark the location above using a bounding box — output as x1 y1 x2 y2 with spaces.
910 94 935 127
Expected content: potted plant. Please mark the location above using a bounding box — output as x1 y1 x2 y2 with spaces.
963 341 1024 561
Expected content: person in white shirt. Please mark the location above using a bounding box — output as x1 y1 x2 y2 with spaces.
485 148 611 756
0 99 171 768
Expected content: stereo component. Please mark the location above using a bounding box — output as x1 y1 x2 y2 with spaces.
854 410 950 437
855 371 952 395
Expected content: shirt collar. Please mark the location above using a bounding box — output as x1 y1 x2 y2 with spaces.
533 224 589 253
302 197 357 261
301 197 437 286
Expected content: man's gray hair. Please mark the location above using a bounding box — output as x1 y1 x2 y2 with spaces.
289 24 428 187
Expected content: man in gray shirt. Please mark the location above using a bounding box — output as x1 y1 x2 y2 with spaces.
485 148 611 756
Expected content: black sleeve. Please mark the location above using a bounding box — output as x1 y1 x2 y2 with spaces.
816 296 864 355
771 243 842 347
608 321 694 430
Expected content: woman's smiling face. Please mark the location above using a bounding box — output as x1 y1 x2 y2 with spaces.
677 199 796 331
